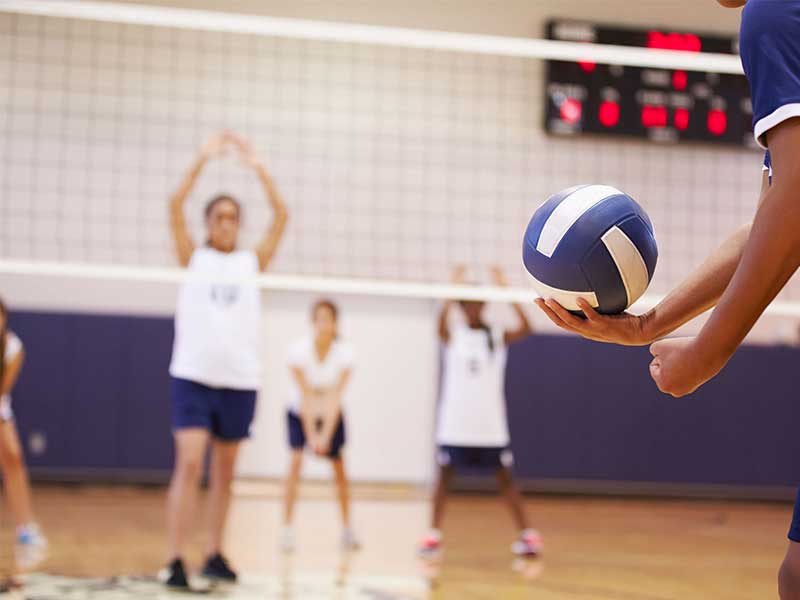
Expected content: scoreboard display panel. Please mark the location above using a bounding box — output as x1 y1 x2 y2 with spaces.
544 20 756 147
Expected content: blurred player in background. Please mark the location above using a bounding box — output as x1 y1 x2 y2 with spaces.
536 1 800 597
162 131 288 589
0 297 48 569
281 299 359 552
419 266 542 559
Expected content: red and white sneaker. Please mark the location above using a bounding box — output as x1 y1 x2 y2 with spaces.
511 529 543 557
418 533 443 559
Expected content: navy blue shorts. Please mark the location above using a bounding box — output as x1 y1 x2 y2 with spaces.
171 377 257 441
789 488 800 542
740 0 800 147
287 411 346 459
436 446 514 471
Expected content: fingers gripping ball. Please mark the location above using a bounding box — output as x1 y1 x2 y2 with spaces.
523 185 658 314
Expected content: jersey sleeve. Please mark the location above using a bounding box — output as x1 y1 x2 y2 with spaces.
4 332 22 362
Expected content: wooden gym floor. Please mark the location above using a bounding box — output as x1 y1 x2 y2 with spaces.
0 481 791 599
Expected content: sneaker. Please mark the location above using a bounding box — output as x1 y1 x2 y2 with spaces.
159 558 190 589
279 527 295 553
511 529 543 557
418 533 442 559
16 523 47 549
15 523 48 570
341 529 361 551
201 553 238 583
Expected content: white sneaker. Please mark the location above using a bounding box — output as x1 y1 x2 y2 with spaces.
341 529 361 551
279 527 295 553
15 523 48 570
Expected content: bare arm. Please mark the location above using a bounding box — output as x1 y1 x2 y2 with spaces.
291 366 319 442
440 265 468 342
536 171 771 345
1 348 24 396
317 369 352 452
229 134 289 272
652 119 800 396
169 133 230 266
490 266 533 345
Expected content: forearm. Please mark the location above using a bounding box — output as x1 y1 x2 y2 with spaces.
695 185 800 361
318 395 342 442
642 223 750 342
255 165 288 218
438 300 453 340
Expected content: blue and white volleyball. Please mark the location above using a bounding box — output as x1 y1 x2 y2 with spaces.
522 185 658 314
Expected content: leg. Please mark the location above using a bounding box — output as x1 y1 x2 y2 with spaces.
431 465 454 530
166 428 209 561
331 457 351 528
779 541 800 600
0 421 36 527
206 439 241 556
495 467 530 531
283 450 304 526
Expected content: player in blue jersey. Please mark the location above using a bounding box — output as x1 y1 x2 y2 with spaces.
536 1 800 597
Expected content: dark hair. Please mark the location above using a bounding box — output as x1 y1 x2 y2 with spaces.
0 298 7 391
312 299 339 322
204 194 241 220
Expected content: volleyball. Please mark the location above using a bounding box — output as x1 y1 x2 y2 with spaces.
522 184 658 314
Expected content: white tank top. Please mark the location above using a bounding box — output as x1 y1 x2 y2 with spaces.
169 247 262 390
436 323 510 447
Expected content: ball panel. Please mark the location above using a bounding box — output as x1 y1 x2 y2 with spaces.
601 226 650 308
523 184 588 250
535 185 624 257
582 242 629 314
617 215 658 282
526 272 598 312
523 235 594 292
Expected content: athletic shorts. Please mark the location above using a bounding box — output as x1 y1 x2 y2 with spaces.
789 488 800 542
170 377 257 441
436 445 514 471
286 410 346 459
739 0 800 147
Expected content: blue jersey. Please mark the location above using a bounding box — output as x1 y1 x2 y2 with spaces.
739 0 800 148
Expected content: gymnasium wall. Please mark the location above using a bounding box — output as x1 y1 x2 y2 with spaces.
3 1 798 495
9 306 800 498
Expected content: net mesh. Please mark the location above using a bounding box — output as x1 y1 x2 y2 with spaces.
0 9 778 298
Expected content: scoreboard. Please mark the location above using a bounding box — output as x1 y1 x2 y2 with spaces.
544 20 756 147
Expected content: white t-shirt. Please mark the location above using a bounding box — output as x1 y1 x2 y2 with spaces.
169 247 262 390
1 331 23 419
436 323 510 447
286 336 355 415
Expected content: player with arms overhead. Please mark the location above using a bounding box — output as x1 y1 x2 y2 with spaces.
162 131 288 590
536 1 800 597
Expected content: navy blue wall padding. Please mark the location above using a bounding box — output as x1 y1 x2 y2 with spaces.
7 310 800 491
9 310 174 475
506 334 800 487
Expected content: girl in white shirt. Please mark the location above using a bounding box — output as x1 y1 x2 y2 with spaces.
0 297 48 568
281 299 359 551
163 132 288 589
419 267 543 559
